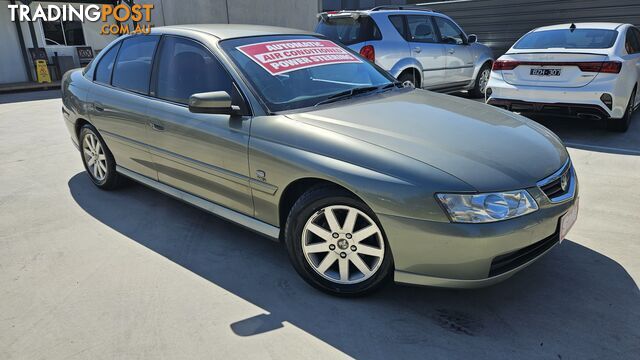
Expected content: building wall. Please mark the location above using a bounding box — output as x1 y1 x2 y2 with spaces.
0 4 30 83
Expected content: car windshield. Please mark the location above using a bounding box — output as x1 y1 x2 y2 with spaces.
514 29 618 49
220 35 395 112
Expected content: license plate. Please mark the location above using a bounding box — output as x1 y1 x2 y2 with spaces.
530 68 562 76
559 200 579 242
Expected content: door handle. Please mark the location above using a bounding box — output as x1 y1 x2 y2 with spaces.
94 104 104 112
448 48 456 54
149 123 165 131
413 47 421 53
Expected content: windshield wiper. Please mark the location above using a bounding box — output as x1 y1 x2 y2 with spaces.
314 85 383 107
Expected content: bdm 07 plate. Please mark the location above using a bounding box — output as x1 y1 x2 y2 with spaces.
530 68 562 76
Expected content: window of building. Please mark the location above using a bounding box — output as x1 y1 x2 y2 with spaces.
112 35 160 94
42 20 86 46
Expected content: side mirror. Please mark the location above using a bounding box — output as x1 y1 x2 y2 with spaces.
467 34 478 44
188 91 240 115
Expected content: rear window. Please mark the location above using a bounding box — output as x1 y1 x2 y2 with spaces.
316 16 381 45
514 29 618 49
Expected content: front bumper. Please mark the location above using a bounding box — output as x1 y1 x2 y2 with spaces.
485 72 626 119
380 174 578 288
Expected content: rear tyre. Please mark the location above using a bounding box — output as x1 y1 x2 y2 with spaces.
79 124 121 190
607 89 635 132
284 186 393 296
470 63 491 98
398 71 420 89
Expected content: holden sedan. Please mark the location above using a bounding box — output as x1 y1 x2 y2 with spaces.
62 25 578 296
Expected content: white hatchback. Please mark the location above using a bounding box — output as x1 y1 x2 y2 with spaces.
486 23 640 132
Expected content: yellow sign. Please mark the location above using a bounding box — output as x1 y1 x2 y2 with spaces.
35 59 51 83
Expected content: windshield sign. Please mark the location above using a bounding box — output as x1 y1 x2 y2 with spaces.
236 39 362 75
221 35 395 112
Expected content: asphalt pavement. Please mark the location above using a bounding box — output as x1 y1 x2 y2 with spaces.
1 90 638 359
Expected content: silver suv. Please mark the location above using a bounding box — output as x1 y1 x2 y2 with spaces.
316 6 494 96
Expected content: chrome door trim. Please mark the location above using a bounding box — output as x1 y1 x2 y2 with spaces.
116 166 280 240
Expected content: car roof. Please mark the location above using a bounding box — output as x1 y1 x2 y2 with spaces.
533 22 627 32
151 24 316 40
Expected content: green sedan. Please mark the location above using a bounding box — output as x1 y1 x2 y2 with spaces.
61 25 579 296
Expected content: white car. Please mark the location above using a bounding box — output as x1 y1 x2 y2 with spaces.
486 23 640 132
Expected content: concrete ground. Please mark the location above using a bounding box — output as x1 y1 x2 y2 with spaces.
1 90 638 359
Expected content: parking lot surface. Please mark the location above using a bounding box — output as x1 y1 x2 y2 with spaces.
1 90 638 359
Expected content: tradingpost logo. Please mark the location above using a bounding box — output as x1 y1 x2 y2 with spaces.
7 2 154 35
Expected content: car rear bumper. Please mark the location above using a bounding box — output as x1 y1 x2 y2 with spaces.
485 74 626 118
380 185 578 288
487 98 610 120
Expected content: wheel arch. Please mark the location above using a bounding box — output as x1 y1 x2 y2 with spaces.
278 177 367 238
389 58 423 85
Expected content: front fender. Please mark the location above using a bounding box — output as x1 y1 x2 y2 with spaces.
389 58 424 81
470 44 494 80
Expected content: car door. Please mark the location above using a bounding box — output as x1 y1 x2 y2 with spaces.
433 16 475 86
144 35 253 216
401 15 447 88
87 35 160 180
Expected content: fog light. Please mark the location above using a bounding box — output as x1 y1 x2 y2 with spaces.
600 93 613 109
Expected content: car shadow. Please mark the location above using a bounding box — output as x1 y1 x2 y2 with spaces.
68 173 640 359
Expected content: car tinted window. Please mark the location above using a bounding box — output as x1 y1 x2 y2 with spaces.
626 28 640 54
316 16 381 45
389 15 406 39
434 17 465 45
406 16 437 43
112 35 160 94
633 28 640 53
514 29 618 49
154 36 236 105
220 35 395 112
94 42 120 84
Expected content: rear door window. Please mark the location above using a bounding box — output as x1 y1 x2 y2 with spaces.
94 42 120 84
316 16 381 45
406 15 437 43
112 35 160 94
626 28 640 54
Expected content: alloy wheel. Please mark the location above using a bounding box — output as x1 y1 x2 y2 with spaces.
82 132 108 181
301 205 385 284
479 69 490 94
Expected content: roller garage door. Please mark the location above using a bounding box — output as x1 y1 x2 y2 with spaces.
409 0 640 56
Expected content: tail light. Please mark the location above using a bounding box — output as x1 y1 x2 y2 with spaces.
598 61 622 74
493 60 519 71
359 45 375 62
492 60 622 74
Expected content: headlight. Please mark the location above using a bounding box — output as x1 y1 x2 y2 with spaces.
436 190 538 223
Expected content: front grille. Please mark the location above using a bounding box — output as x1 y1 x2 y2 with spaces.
489 227 560 277
538 161 574 203
540 166 570 199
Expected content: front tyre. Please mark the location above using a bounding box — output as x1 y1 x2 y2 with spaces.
284 186 393 296
79 124 121 190
607 89 635 132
